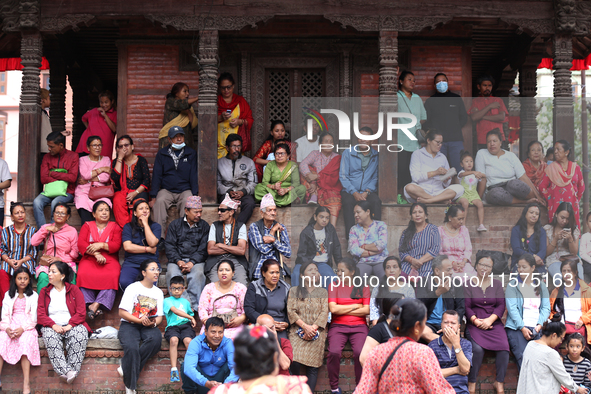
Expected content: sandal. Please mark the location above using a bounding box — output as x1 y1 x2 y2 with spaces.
94 309 104 318
87 310 96 320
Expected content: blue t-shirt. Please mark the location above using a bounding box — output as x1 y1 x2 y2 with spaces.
164 296 194 329
122 222 162 267
427 296 445 325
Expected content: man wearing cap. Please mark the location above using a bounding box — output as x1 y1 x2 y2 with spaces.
205 194 249 285
151 125 199 232
247 193 291 279
217 133 257 224
165 195 210 310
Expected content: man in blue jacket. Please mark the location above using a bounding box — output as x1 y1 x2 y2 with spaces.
151 126 199 232
181 317 238 394
339 126 381 238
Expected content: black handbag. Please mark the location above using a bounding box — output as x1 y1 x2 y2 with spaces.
476 250 511 275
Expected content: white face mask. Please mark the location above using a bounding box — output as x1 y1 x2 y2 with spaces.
171 142 186 150
436 81 448 93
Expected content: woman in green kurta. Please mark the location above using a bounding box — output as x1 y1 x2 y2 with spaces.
254 142 306 206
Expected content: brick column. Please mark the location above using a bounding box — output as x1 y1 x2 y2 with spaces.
197 30 219 203
552 33 574 149
17 32 43 201
378 30 398 203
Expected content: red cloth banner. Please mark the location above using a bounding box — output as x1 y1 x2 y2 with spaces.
0 57 49 72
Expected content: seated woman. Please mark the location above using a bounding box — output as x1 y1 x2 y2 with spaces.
253 121 296 181
244 259 290 339
505 253 550 370
522 140 547 188
438 204 476 278
404 130 464 204
299 132 342 224
73 135 112 225
0 267 39 394
217 72 254 158
293 206 340 288
37 262 90 384
539 139 585 228
348 200 388 278
399 203 441 277
544 201 581 278
213 325 312 394
198 260 247 340
475 129 544 206
77 201 122 319
118 259 164 394
287 260 329 393
0 203 37 304
465 254 510 394
327 258 370 392
510 203 547 272
31 203 79 292
254 143 306 206
361 296 404 366
369 256 414 324
159 82 198 149
550 256 591 343
111 135 151 228
120 199 161 290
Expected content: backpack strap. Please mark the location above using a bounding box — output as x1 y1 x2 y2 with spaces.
377 339 409 387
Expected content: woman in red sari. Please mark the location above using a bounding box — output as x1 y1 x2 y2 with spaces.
77 201 122 319
522 140 547 188
299 132 342 226
538 140 585 228
254 120 297 181
217 72 254 158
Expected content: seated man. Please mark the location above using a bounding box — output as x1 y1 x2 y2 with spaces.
151 125 198 232
416 255 465 342
181 317 239 394
256 314 292 376
217 134 257 224
428 310 472 394
247 193 291 280
295 114 320 163
33 130 79 227
339 127 381 238
206 194 249 285
165 196 209 311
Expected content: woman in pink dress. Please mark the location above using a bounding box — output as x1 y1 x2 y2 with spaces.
438 204 476 279
0 266 40 394
198 260 247 339
74 135 113 225
538 140 585 229
76 90 117 159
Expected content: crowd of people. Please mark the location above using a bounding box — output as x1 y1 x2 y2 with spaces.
0 70 586 394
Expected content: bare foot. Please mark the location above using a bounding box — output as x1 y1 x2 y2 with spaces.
445 199 452 205
467 382 476 394
417 197 433 204
493 381 504 393
526 197 541 205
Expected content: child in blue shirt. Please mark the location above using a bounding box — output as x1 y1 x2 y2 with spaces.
164 276 197 382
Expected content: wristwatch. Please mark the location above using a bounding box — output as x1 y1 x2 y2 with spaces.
454 347 462 354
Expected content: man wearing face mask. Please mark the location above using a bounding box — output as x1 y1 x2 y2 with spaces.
469 75 508 151
151 126 199 232
424 73 468 173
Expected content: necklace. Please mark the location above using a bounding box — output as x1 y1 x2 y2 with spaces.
445 222 459 235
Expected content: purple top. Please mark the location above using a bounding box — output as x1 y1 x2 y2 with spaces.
465 279 510 352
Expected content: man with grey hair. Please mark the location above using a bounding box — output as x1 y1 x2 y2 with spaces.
416 254 465 342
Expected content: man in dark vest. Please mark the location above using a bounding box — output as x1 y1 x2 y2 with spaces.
205 194 249 285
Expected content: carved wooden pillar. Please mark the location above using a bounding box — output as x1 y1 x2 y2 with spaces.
519 65 538 159
197 30 219 203
47 55 67 133
378 30 398 204
239 51 250 101
552 34 574 149
18 32 43 201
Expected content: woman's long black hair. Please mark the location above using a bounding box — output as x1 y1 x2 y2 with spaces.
130 199 153 238
551 201 577 238
295 259 318 299
400 203 429 253
552 255 580 316
339 257 364 299
8 266 34 298
515 202 542 250
375 256 403 303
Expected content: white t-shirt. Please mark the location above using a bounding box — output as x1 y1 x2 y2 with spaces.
0 159 12 208
521 283 541 328
208 223 247 244
295 135 319 162
475 148 526 188
48 287 71 326
119 281 164 322
313 228 328 263
563 288 583 323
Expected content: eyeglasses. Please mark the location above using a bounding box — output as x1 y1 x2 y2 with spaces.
218 208 233 213
118 144 131 148
433 140 443 146
90 144 103 149
147 268 161 273
478 264 493 270
220 85 234 91
54 212 68 217
170 286 184 291
275 152 287 157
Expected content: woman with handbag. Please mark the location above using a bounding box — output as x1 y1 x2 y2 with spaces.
74 135 113 225
31 203 79 292
77 201 122 320
254 143 306 206
197 260 247 339
287 260 328 392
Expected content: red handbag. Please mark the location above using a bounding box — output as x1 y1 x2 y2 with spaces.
89 180 115 200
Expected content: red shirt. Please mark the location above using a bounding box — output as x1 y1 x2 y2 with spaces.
469 96 508 144
328 284 370 326
77 107 117 158
278 337 293 376
40 148 79 195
